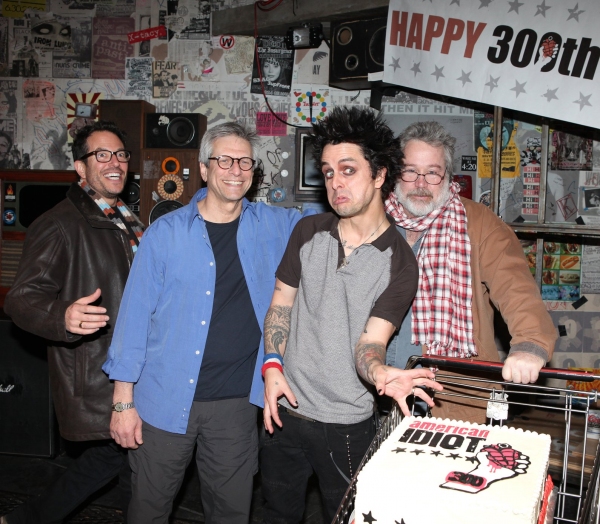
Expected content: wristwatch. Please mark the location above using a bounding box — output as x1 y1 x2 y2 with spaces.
111 401 135 412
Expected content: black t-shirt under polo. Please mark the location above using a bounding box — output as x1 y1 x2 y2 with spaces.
194 217 261 401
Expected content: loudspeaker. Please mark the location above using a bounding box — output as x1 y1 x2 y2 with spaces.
98 100 155 173
140 149 203 227
0 319 58 457
329 17 387 91
145 113 207 150
122 177 141 214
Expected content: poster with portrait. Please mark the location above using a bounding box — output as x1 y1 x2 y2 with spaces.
250 35 293 97
152 60 179 98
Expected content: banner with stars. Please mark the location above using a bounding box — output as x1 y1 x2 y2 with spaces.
384 0 599 129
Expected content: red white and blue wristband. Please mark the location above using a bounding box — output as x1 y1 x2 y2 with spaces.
261 353 283 377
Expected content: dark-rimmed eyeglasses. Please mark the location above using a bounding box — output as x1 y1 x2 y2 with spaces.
399 168 445 185
78 149 131 163
209 155 256 171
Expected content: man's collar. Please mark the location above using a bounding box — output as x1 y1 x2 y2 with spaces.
186 187 256 229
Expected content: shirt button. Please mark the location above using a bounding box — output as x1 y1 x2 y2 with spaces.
201 321 206 325
210 262 214 266
196 350 200 355
189 379 194 384
206 291 210 295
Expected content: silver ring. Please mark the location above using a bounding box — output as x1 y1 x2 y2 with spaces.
79 321 83 329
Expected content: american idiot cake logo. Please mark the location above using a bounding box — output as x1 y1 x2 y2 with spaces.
398 420 531 494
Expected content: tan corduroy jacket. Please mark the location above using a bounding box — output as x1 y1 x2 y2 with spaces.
429 197 557 423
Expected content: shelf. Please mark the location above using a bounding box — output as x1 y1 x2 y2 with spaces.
507 222 600 238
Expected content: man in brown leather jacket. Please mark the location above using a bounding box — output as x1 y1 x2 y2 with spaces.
1 120 144 524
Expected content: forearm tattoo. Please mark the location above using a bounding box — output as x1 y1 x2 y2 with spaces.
264 305 292 357
355 343 386 384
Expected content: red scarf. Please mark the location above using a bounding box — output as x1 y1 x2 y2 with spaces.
384 182 476 358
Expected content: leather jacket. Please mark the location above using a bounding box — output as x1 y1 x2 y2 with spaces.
4 184 141 441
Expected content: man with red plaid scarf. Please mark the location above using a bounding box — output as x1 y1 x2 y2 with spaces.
385 121 556 423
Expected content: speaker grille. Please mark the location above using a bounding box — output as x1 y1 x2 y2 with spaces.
145 113 207 150
167 117 196 147
329 16 388 91
1 239 23 288
0 320 58 457
369 25 387 67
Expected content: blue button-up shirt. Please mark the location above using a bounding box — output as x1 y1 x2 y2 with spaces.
103 188 313 434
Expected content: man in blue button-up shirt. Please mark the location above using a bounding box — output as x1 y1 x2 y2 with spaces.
102 122 313 524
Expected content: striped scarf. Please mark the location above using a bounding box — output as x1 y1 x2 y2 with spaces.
80 180 144 256
384 182 476 358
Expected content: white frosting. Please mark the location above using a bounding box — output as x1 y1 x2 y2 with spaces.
354 416 551 524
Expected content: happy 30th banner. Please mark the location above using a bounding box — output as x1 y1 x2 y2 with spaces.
383 0 600 129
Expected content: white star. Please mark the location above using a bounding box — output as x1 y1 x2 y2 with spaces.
567 3 584 21
411 62 422 76
511 80 527 97
479 0 493 7
450 0 460 4
457 70 472 86
542 88 559 102
535 0 551 17
485 75 500 91
573 92 592 110
431 65 445 81
508 0 524 13
389 56 401 72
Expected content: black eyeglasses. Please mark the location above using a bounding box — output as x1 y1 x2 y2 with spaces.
78 149 131 163
399 168 445 185
209 155 256 171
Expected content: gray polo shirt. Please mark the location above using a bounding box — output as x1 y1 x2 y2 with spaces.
276 212 418 424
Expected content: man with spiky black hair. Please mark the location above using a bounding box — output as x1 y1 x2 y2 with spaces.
260 106 442 523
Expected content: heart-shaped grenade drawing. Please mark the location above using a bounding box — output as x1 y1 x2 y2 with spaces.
441 443 531 494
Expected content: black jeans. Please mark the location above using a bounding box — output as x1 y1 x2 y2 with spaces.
260 409 376 524
5 440 130 524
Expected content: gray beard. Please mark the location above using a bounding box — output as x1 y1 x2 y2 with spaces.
394 182 453 217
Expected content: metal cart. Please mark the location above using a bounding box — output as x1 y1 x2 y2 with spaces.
333 356 600 524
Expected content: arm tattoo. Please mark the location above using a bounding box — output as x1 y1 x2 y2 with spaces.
355 342 386 385
264 305 292 357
